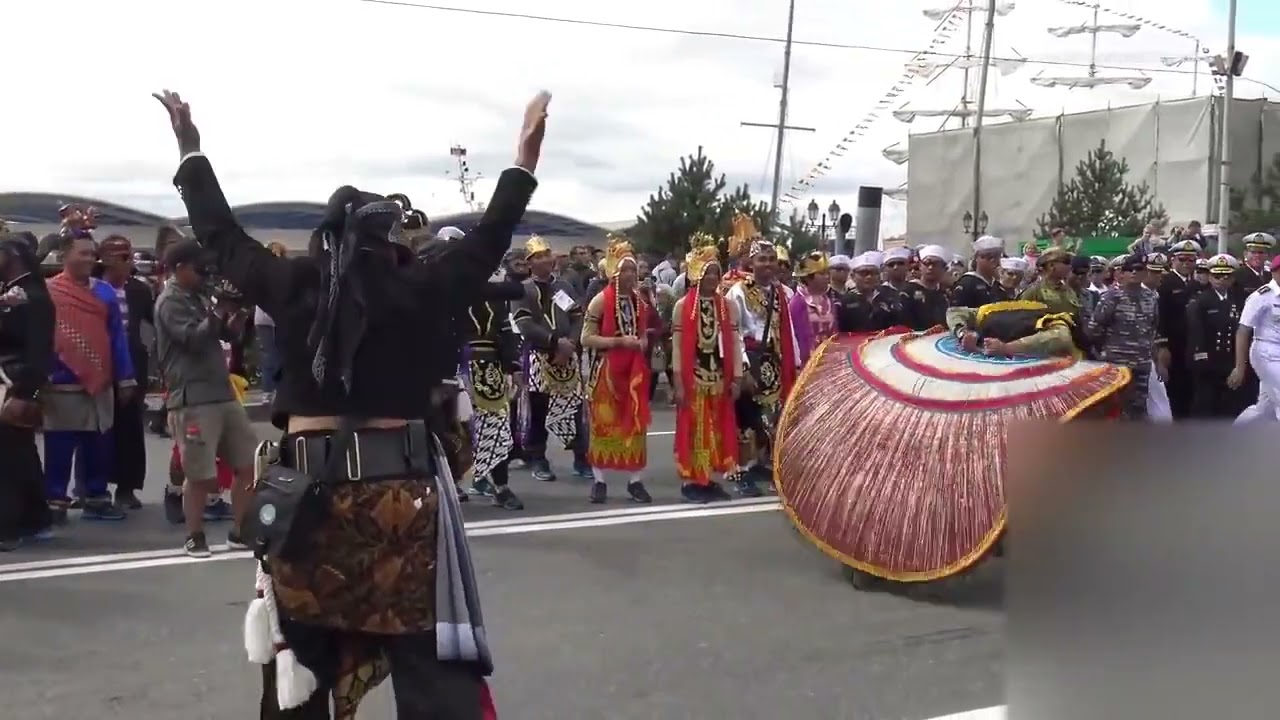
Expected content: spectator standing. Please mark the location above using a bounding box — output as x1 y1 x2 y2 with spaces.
154 240 257 557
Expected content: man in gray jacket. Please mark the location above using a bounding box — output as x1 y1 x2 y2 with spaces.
154 240 257 557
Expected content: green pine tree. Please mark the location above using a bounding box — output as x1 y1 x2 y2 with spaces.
1036 139 1167 239
630 147 772 256
1231 150 1280 235
774 210 824 255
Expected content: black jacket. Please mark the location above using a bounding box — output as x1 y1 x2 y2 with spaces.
0 273 55 402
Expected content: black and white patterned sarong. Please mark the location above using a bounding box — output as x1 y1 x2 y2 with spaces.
528 350 582 450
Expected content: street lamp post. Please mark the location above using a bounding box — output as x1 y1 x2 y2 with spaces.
828 200 842 254
962 210 990 237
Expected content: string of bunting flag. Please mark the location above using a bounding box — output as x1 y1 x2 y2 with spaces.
780 7 967 208
786 0 1219 209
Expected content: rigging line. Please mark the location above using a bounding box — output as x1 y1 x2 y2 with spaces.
358 0 1216 78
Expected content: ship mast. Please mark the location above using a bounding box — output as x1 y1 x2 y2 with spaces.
448 145 484 212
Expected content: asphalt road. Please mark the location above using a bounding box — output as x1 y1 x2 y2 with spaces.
0 409 1005 719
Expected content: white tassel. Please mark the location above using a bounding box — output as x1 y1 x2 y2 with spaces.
275 647 318 709
244 564 275 664
244 596 273 664
257 564 318 709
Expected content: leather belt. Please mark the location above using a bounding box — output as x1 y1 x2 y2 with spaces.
279 421 434 482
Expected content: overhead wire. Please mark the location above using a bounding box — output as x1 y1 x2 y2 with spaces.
358 0 1224 79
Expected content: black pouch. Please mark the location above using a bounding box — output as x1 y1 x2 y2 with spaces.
246 417 359 562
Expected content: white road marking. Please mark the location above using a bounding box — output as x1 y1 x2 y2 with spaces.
0 500 781 583
925 707 1005 720
647 430 674 436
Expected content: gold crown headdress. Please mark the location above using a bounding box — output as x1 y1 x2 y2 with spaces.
775 245 791 265
729 213 760 258
794 250 828 277
524 235 552 259
685 231 721 282
602 232 636 278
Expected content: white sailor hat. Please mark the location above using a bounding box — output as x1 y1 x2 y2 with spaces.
828 254 852 268
999 257 1027 272
436 226 466 241
918 244 949 262
883 246 912 264
972 234 1003 254
1206 254 1237 274
1168 239 1200 256
1243 232 1277 251
864 250 885 268
850 252 881 271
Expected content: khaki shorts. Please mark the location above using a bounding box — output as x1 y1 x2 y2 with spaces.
169 401 258 481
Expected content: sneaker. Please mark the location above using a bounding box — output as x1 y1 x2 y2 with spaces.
680 483 710 504
163 489 186 525
571 460 594 480
456 487 470 503
493 487 525 511
115 489 142 510
469 476 497 497
531 459 556 483
626 481 653 504
588 481 607 504
26 528 55 543
203 498 234 522
82 500 127 521
733 473 763 498
0 539 20 552
48 502 70 526
68 496 86 510
705 482 733 502
185 532 212 558
226 529 250 551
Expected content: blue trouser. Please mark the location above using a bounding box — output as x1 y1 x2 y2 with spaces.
44 430 113 502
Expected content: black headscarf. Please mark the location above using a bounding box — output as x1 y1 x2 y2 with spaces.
307 186 407 394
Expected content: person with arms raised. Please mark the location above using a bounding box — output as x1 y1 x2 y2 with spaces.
152 88 549 717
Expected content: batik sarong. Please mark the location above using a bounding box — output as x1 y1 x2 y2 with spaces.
463 347 514 479
528 350 581 450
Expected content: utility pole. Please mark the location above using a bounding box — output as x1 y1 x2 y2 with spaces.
1216 0 1237 254
960 0 974 128
970 0 998 242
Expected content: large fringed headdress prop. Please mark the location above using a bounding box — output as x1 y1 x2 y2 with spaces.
308 186 409 394
728 213 762 259
685 232 720 282
602 233 636 278
773 324 1131 583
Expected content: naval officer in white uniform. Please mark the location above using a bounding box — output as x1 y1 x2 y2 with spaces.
1230 261 1280 423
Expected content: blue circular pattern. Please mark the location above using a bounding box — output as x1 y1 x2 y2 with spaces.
933 333 1038 365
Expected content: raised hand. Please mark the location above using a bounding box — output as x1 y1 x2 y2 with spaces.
152 90 202 157
516 90 551 173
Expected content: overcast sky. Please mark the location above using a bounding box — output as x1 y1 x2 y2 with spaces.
4 0 1278 235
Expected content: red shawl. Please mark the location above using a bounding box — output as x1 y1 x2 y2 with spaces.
678 289 737 398
598 282 651 433
47 272 112 394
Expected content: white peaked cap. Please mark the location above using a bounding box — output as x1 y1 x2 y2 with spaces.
1208 253 1239 269
918 244 949 261
851 253 881 271
883 247 912 263
436 226 466 241
1000 257 1028 272
828 254 852 268
972 234 1004 253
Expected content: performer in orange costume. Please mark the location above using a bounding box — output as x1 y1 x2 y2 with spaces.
672 233 744 503
580 235 653 505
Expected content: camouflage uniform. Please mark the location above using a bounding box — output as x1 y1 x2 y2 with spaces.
1090 285 1163 419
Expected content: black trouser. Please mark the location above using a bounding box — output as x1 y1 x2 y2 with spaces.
260 623 484 719
1191 367 1248 419
111 394 147 492
1165 358 1194 419
0 424 52 541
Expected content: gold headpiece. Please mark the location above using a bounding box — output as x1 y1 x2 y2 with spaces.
794 250 828 277
685 232 721 283
776 246 791 265
602 233 636 278
524 235 551 259
729 213 760 258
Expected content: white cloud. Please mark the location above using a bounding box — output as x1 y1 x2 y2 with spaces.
2 0 1277 236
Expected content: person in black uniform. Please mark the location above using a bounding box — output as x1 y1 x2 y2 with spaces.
1157 239 1202 419
949 234 1005 309
1234 232 1275 295
0 234 55 551
153 88 549 718
1187 254 1249 418
900 244 950 330
835 252 902 332
879 246 912 299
